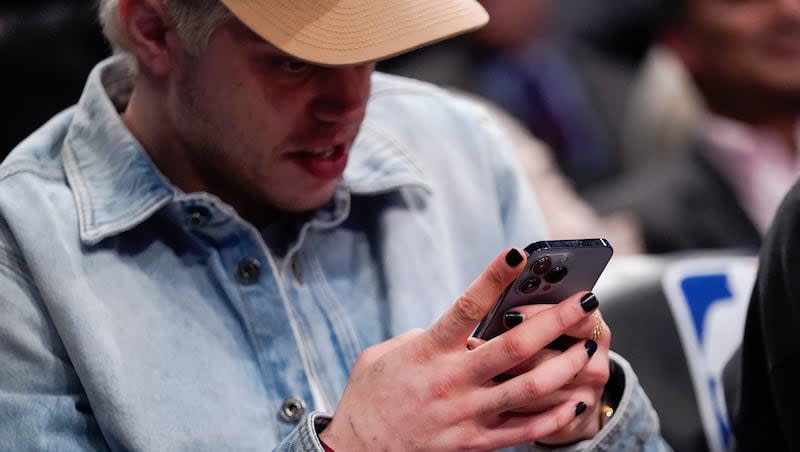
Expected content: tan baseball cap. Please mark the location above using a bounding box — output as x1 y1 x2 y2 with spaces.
218 0 489 67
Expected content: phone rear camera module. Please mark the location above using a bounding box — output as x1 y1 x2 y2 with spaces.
519 277 541 294
532 256 552 274
544 266 568 284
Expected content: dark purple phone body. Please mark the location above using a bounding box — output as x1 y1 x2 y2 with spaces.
472 239 613 340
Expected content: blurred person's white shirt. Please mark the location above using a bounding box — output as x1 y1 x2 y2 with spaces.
701 114 800 235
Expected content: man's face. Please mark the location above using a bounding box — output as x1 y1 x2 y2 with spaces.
166 20 373 215
680 0 800 97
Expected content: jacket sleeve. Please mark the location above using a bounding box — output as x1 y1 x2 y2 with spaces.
0 220 110 451
274 412 331 451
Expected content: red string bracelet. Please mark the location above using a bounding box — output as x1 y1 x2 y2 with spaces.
320 438 335 452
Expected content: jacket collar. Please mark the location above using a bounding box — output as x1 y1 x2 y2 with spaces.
63 57 428 245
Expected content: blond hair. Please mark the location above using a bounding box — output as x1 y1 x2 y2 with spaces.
98 0 233 56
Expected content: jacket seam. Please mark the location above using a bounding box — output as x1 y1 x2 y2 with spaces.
0 162 64 183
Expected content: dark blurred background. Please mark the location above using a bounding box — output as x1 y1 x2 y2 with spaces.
0 2 109 156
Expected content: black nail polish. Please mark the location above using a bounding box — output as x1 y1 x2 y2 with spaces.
585 340 597 358
503 312 524 329
505 249 523 267
575 402 588 417
580 293 598 312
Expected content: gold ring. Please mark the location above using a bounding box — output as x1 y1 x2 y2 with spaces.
591 311 602 342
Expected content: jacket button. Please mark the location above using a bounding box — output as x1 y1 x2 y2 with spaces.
236 257 261 284
185 206 211 228
278 396 306 423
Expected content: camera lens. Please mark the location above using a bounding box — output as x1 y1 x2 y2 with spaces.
519 277 541 294
544 266 568 284
532 256 552 274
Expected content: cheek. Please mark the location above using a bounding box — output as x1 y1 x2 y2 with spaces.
709 10 769 49
245 79 312 138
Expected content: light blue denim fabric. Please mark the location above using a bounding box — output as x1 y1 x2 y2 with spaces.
0 57 670 451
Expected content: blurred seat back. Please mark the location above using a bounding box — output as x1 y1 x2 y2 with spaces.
597 252 756 452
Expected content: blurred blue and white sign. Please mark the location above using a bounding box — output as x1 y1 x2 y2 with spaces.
662 256 757 452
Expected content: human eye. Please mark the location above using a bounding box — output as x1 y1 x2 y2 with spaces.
278 58 313 75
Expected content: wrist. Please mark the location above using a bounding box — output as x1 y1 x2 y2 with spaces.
315 416 337 452
599 359 624 429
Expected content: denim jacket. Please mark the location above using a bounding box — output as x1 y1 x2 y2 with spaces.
0 57 669 451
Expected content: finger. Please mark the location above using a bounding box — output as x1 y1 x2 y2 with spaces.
537 397 602 446
427 248 526 351
502 294 606 351
505 347 610 414
523 332 611 392
483 338 597 413
477 399 591 450
563 310 610 347
499 348 561 379
501 309 580 352
503 386 597 418
561 346 610 389
467 291 598 381
500 293 598 327
466 337 487 351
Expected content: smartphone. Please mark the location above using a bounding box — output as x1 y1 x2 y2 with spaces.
472 238 613 340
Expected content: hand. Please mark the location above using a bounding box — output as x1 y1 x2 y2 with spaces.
468 301 611 446
319 249 601 452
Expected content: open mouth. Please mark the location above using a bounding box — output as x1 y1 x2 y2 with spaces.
288 144 349 180
294 146 343 159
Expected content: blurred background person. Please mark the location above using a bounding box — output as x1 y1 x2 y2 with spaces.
617 44 704 175
462 92 646 255
589 0 800 254
380 0 619 191
380 0 657 254
0 1 108 159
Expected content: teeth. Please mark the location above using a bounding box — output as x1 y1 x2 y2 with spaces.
305 147 336 158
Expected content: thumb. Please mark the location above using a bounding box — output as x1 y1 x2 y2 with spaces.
427 248 526 352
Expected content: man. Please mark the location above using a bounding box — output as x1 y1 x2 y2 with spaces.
590 0 800 254
0 0 667 450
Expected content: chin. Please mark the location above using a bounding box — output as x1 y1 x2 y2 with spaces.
276 185 340 214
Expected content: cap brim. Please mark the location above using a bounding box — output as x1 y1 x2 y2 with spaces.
218 0 489 67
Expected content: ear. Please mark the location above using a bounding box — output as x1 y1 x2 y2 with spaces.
118 0 178 76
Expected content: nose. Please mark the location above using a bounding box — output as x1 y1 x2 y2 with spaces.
311 64 373 124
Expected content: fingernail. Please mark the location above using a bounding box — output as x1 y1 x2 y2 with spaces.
585 340 597 358
575 402 588 417
505 248 523 267
580 293 598 312
503 312 524 329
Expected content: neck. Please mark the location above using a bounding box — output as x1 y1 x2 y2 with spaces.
703 88 800 153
